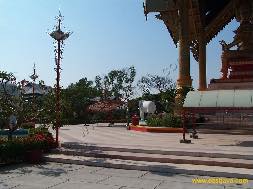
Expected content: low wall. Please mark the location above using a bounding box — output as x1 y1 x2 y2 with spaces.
129 125 183 133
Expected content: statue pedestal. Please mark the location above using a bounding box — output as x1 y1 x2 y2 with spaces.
139 120 147 126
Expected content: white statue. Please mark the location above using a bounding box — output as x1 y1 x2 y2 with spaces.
139 100 156 121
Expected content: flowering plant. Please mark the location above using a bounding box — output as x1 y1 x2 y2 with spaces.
0 127 56 164
24 132 56 151
23 135 44 151
0 138 7 145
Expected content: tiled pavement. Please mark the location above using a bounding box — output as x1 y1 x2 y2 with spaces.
0 163 252 189
56 124 253 155
5 124 249 188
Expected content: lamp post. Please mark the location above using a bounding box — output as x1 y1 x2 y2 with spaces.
29 63 38 112
49 11 72 145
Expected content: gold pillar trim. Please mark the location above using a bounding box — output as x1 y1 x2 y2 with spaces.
177 0 192 89
177 76 192 87
198 33 207 91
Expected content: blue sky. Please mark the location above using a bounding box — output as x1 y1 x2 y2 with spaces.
0 0 238 93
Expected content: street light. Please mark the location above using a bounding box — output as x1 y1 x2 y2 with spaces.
49 11 72 145
29 63 38 112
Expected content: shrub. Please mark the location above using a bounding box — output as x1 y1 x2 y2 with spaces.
28 127 56 150
20 122 35 129
0 127 56 164
0 138 26 163
146 113 181 128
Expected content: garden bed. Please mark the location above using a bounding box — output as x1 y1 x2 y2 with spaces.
129 125 183 133
0 127 56 165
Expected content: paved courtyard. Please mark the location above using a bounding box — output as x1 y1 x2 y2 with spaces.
0 162 252 189
56 124 253 155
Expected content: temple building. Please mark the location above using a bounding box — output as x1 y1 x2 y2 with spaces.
208 0 253 90
143 0 253 130
0 81 51 98
143 0 253 91
22 82 52 99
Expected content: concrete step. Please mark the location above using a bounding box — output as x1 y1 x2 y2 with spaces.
52 148 253 169
44 154 253 179
60 143 253 160
198 128 253 135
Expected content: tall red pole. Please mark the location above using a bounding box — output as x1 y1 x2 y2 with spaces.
55 39 61 145
49 11 72 146
30 64 38 121
180 110 191 143
32 80 35 103
183 112 186 141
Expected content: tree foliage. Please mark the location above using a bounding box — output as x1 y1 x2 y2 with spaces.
0 64 187 126
62 77 98 123
95 66 136 101
137 66 177 113
0 71 21 128
138 66 176 94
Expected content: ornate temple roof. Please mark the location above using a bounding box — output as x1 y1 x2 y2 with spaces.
144 0 235 60
87 100 125 113
22 83 52 96
202 0 234 43
0 82 52 97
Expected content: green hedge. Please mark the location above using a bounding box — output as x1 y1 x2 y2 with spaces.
0 139 26 163
0 127 56 164
146 113 182 128
20 122 35 129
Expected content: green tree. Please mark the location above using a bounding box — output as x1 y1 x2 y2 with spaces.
63 77 98 123
95 66 136 125
95 71 123 99
95 66 136 100
0 71 19 122
137 66 177 113
138 67 176 94
0 71 22 139
120 66 136 126
121 66 136 102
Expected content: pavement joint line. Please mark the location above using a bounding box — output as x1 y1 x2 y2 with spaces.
96 175 112 184
90 167 104 174
46 178 69 189
153 180 165 189
85 180 97 184
138 171 149 178
71 164 89 171
8 184 21 189
118 186 127 189
0 174 24 181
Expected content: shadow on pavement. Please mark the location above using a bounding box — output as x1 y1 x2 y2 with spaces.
35 163 68 177
219 140 253 147
0 163 68 178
